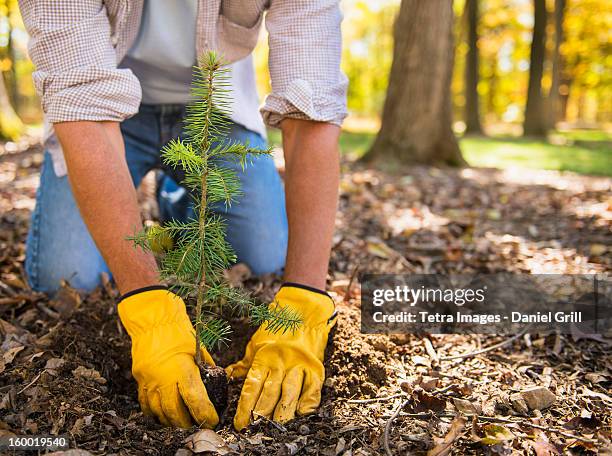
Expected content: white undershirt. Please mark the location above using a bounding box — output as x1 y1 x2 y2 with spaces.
120 0 266 138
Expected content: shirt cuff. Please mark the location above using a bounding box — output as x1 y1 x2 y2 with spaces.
261 77 348 128
34 68 142 124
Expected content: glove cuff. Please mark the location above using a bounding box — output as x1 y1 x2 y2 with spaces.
275 283 336 326
281 282 333 300
118 285 168 303
117 287 190 337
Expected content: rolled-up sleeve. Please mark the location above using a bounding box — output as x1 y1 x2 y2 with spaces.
262 0 348 128
19 0 141 124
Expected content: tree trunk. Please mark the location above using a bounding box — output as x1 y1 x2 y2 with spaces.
6 2 19 110
523 0 548 136
364 0 465 167
547 0 566 129
486 54 499 118
558 75 572 122
0 73 23 140
464 0 483 134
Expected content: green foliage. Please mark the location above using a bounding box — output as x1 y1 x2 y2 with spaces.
129 52 302 351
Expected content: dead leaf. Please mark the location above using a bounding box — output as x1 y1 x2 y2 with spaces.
509 393 529 414
427 416 466 456
2 273 27 290
28 351 45 362
412 355 431 367
335 437 346 455
563 413 602 430
224 263 252 287
419 375 439 391
284 442 300 455
486 209 501 220
47 451 93 456
246 433 264 445
49 282 81 317
479 424 515 445
0 318 21 335
530 430 560 456
72 366 106 385
414 390 447 413
570 323 611 344
366 239 394 259
584 372 607 384
589 244 607 256
45 357 65 370
183 429 230 454
581 387 612 405
2 345 24 364
453 398 481 416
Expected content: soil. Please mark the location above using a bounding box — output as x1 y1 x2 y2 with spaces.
0 141 610 455
200 365 228 416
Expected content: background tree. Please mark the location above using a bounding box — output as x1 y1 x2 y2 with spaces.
547 0 567 128
523 0 548 136
464 0 483 134
365 0 465 166
0 0 22 140
0 71 22 140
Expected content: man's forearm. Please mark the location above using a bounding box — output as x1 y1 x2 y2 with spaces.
54 121 159 294
280 119 340 290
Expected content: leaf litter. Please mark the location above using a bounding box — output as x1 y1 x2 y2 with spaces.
0 143 610 454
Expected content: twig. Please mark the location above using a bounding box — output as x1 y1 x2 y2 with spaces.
17 372 41 394
392 411 597 444
343 264 360 304
252 412 287 432
433 384 456 394
36 302 60 319
423 337 439 364
476 415 597 444
440 324 533 361
383 398 410 456
347 393 406 404
0 295 30 305
399 412 457 419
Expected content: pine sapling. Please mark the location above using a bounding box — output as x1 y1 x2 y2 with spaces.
129 52 302 413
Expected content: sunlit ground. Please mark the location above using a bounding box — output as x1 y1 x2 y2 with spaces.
267 127 612 177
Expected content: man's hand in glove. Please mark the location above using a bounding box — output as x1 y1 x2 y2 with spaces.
118 287 219 429
227 283 337 430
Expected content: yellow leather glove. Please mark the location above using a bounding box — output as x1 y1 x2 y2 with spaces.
227 284 337 430
118 287 219 429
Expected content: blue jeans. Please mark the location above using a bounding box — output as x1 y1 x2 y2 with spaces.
25 104 288 294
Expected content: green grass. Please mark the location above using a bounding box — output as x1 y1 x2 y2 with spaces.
460 134 612 177
267 129 375 157
267 128 612 177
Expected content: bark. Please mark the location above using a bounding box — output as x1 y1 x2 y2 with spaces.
523 0 548 136
486 54 499 118
6 2 19 110
464 0 483 134
558 75 572 122
365 0 465 167
547 0 566 128
0 73 23 140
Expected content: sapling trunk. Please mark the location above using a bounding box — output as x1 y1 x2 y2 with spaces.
194 68 212 368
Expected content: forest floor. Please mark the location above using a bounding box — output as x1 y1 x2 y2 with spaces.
0 139 611 455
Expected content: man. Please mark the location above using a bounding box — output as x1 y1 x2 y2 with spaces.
19 0 347 431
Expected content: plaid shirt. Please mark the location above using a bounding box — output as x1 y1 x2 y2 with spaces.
19 0 348 176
